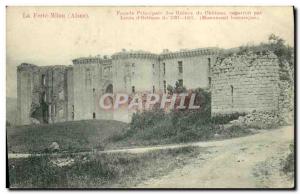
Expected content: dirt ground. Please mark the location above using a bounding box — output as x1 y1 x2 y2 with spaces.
135 126 294 188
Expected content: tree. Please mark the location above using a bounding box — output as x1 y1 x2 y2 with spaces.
267 33 294 67
237 34 294 82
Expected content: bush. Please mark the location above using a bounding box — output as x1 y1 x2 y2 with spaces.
9 146 200 188
236 34 294 82
211 112 246 125
130 109 166 131
9 156 66 188
108 88 253 147
282 143 294 174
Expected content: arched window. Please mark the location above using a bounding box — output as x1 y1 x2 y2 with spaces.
105 84 113 93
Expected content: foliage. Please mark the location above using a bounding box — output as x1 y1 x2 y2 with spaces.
267 34 294 66
238 34 293 63
109 89 252 147
211 112 246 125
282 143 295 175
167 81 187 95
237 34 294 82
8 146 200 188
7 120 128 153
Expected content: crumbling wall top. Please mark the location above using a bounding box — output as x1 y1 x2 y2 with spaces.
213 51 278 70
72 56 112 65
112 50 159 60
160 47 222 60
17 63 39 71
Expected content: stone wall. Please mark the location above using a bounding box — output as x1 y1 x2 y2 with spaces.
72 57 113 121
111 48 220 95
66 66 74 121
111 51 159 122
112 51 160 94
17 63 72 125
42 65 69 123
109 49 221 122
160 48 220 90
17 64 36 125
278 80 294 124
211 52 280 115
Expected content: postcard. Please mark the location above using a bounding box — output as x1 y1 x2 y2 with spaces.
6 6 295 189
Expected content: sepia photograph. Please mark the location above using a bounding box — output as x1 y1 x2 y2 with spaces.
6 6 295 189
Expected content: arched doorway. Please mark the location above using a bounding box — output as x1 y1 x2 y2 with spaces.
105 84 114 106
99 81 114 113
105 84 113 94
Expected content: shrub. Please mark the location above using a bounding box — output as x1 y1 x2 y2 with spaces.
130 109 166 131
282 143 294 174
9 146 200 188
109 88 253 146
211 112 246 125
9 156 67 188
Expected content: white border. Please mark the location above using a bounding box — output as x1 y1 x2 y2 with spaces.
0 0 298 6
1 0 298 193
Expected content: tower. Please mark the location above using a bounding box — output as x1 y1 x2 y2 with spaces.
17 63 37 125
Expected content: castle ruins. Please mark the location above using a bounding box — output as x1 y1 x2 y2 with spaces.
16 48 293 125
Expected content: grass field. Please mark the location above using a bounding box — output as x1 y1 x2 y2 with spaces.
7 115 254 154
104 110 254 149
7 120 128 153
6 114 266 188
8 146 202 188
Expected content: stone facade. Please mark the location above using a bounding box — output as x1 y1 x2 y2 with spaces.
111 48 220 95
278 78 294 124
72 57 113 121
17 48 292 125
110 48 220 122
211 51 293 123
160 48 220 91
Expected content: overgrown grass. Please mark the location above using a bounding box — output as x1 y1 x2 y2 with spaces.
282 143 294 176
7 120 128 153
8 146 202 188
106 109 250 148
105 89 251 148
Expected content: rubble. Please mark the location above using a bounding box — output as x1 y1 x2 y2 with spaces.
50 157 75 167
48 142 60 152
30 117 40 125
230 111 280 129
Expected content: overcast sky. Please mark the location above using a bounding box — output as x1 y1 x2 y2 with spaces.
6 6 294 98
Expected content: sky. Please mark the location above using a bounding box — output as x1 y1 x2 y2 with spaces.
6 6 294 98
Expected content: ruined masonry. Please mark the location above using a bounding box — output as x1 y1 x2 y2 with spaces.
211 51 293 123
17 48 293 125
